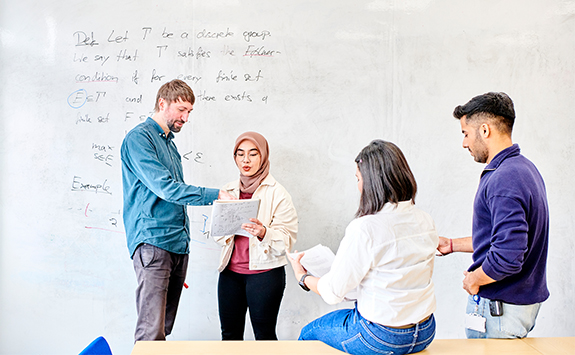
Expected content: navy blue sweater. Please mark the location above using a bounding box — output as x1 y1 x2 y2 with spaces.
470 144 549 305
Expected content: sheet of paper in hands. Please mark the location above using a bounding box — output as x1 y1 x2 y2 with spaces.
210 199 261 238
290 244 358 301
290 244 335 277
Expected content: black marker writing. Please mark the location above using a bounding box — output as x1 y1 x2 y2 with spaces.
71 176 112 195
74 31 99 47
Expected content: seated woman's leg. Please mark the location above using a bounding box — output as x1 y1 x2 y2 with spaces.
300 305 436 355
299 307 359 352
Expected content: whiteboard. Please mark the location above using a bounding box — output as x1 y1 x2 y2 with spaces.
1 0 574 354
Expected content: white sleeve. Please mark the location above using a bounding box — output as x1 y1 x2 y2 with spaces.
317 219 372 305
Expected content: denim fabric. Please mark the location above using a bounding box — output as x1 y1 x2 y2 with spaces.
465 295 542 339
133 244 188 341
121 117 219 257
218 267 286 340
299 304 435 355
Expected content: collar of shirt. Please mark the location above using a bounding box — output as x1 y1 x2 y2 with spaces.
225 174 277 196
379 200 414 214
482 143 520 177
146 117 174 141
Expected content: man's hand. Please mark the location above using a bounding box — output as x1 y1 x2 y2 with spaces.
463 271 481 295
437 237 453 255
462 266 496 295
218 190 237 200
437 236 474 256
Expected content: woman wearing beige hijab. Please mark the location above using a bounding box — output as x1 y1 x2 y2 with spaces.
213 131 298 340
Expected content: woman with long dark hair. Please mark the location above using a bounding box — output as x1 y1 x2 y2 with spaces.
288 140 437 355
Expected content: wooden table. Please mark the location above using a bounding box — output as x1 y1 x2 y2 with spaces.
131 338 575 355
421 338 575 354
131 340 345 354
521 337 575 355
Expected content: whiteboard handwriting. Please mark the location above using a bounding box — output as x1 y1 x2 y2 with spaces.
71 176 112 195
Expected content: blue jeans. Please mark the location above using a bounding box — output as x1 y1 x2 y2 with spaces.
299 304 435 355
465 295 542 339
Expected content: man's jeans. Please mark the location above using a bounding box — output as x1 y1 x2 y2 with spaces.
299 304 435 355
465 295 542 339
133 244 188 341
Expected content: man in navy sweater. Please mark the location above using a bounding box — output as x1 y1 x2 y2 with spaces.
438 92 549 338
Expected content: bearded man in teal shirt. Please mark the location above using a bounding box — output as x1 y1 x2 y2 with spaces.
121 79 234 341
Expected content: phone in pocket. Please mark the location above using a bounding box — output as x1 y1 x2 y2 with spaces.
489 300 504 317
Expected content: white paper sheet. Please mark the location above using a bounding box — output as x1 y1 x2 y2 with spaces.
209 199 261 237
290 244 358 301
289 244 335 277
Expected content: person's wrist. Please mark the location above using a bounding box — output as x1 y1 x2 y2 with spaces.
256 226 265 241
449 238 453 253
298 273 310 292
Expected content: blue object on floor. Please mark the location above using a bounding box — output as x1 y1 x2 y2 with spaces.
79 336 112 355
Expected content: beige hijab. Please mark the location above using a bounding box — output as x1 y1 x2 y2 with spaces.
234 131 270 194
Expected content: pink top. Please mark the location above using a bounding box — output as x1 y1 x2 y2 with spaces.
226 192 269 274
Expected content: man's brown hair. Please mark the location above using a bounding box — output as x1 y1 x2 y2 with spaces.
154 79 195 112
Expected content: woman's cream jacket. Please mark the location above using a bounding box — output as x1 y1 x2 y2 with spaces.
213 174 298 272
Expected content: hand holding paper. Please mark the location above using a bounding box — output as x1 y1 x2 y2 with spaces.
287 250 308 280
241 218 266 239
289 244 335 277
288 244 357 301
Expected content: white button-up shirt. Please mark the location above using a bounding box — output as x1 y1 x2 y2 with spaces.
317 201 438 326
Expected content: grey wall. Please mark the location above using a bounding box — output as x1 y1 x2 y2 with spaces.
1 0 574 354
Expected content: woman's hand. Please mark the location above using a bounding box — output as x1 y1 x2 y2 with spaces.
286 250 307 281
287 250 321 295
241 218 266 239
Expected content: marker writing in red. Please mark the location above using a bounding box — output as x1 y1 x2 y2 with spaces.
183 282 189 289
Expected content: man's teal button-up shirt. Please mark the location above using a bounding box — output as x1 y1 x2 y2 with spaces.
121 117 219 258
